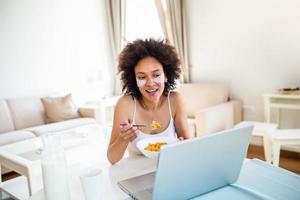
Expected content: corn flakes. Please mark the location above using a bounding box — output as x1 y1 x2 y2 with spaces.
144 142 168 152
150 120 161 130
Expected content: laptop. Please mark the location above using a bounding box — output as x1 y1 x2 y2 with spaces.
118 125 254 200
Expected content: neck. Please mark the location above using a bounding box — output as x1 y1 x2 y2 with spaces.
140 97 163 111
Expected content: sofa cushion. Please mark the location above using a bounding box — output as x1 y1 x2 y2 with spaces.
177 83 229 118
0 130 36 146
7 96 46 130
0 100 15 133
41 94 80 123
26 117 97 136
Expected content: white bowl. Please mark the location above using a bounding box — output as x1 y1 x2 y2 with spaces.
136 136 179 159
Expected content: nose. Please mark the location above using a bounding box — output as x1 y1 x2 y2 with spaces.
145 77 155 85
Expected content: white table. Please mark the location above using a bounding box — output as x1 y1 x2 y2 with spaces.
270 129 300 166
0 124 156 200
2 131 300 200
0 124 104 198
235 121 278 163
29 155 157 200
29 157 300 200
0 137 43 198
264 93 300 126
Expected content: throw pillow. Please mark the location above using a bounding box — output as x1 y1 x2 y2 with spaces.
41 94 80 123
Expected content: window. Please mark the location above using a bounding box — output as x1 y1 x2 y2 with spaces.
125 0 164 42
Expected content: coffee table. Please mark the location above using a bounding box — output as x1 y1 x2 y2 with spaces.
0 137 43 199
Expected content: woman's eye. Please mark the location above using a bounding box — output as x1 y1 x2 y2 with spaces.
137 76 145 80
153 74 161 78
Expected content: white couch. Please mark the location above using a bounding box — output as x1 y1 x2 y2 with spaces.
177 83 242 137
0 95 99 147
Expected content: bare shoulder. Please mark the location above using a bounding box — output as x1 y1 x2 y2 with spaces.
169 91 186 114
114 95 135 122
169 91 184 105
117 95 134 105
115 95 135 111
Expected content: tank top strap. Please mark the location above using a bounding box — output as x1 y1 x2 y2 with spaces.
132 98 137 124
167 91 173 120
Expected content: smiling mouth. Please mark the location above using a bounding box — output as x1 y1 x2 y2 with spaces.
145 88 159 94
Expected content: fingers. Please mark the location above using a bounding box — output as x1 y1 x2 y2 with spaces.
122 129 138 142
120 123 131 132
124 130 138 141
119 122 139 142
120 120 130 129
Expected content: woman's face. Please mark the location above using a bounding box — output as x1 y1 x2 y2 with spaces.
134 56 167 102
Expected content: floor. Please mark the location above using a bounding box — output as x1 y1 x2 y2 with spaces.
2 172 19 182
247 144 300 174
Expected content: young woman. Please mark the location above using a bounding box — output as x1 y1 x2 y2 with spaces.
107 39 191 164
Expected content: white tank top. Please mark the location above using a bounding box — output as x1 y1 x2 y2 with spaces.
127 92 177 155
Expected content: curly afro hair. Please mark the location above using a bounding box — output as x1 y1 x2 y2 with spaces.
118 38 181 98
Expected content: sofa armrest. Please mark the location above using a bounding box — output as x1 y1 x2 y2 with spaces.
194 101 240 137
231 100 242 124
79 105 105 124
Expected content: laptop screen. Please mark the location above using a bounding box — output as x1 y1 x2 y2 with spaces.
152 125 253 200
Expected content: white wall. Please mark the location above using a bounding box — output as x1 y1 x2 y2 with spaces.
186 0 300 127
0 0 114 102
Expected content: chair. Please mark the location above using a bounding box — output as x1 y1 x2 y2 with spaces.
177 83 242 137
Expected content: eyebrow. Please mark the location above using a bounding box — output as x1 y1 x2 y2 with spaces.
152 69 161 73
136 69 161 75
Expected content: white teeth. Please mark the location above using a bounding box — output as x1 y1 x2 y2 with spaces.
146 89 157 92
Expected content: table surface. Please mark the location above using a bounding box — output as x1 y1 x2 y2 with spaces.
0 125 157 200
235 121 278 137
29 147 300 200
29 155 157 200
264 93 300 99
1 126 300 200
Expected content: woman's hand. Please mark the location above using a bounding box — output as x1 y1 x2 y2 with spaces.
118 121 139 143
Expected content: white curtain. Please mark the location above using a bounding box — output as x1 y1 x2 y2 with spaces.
155 0 190 83
105 0 126 95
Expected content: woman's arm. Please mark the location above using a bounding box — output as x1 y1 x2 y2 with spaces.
171 91 192 139
107 96 139 164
